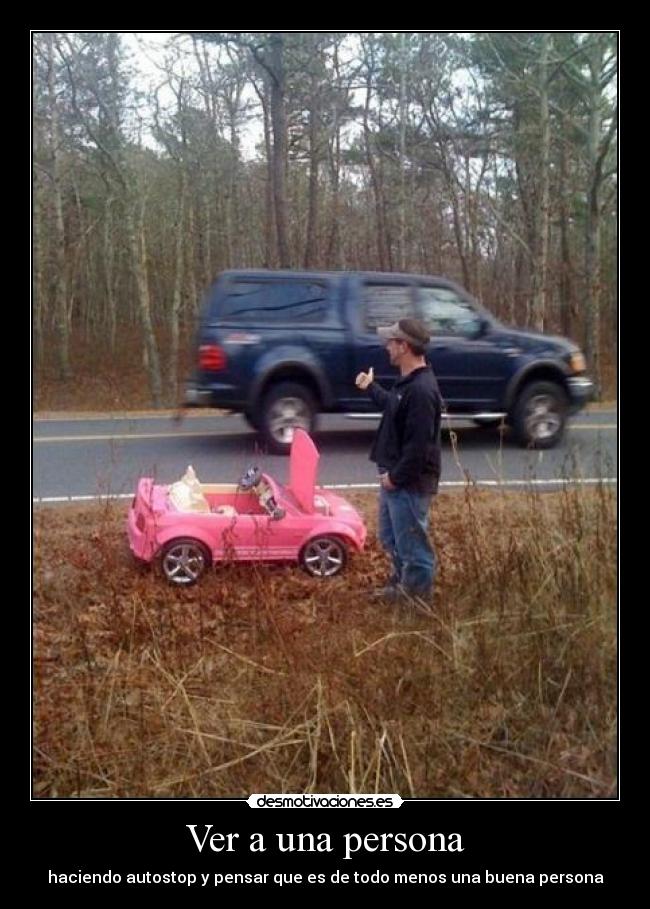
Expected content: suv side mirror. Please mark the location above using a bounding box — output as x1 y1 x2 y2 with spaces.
474 317 490 339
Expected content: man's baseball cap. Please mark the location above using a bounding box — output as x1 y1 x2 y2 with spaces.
377 318 431 347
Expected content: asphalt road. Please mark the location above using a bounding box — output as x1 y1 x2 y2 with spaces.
33 410 617 502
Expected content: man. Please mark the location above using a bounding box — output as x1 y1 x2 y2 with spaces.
355 318 442 603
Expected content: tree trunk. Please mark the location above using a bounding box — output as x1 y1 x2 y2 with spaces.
71 175 93 342
449 188 470 291
469 156 489 297
558 136 575 339
514 247 525 326
398 32 407 272
224 192 234 268
168 172 186 404
269 34 291 267
361 48 391 270
104 197 117 352
462 154 473 292
202 193 213 287
530 33 551 332
584 148 602 397
325 43 343 269
326 117 342 269
513 102 537 327
363 124 387 270
125 200 162 407
304 92 319 268
227 101 241 267
33 178 45 362
258 94 274 268
46 33 71 380
186 200 198 317
584 41 604 398
250 75 275 268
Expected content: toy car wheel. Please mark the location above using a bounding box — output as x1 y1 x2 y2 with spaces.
160 538 211 586
258 381 317 455
300 536 347 578
512 381 568 449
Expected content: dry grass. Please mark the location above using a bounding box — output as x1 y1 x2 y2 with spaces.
33 483 617 799
34 327 196 411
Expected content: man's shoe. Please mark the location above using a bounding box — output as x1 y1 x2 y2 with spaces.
372 585 408 604
401 588 434 615
404 588 432 601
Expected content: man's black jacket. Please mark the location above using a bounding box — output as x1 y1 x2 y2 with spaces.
368 365 442 494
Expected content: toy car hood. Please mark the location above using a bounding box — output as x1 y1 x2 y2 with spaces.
289 429 320 513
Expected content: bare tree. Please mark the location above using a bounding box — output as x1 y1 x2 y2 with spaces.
57 33 164 405
44 33 72 379
33 31 618 407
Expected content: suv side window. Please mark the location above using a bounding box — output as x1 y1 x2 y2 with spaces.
220 280 328 324
362 283 415 331
417 286 482 337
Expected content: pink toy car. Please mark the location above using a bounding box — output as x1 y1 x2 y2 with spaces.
127 429 367 585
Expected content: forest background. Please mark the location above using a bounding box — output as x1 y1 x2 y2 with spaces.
32 31 618 410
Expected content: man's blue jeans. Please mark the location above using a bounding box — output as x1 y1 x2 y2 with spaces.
378 486 436 596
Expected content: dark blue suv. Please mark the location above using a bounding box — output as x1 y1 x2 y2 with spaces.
185 270 594 454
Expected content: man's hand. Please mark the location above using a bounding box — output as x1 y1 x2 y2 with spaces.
355 366 374 390
380 473 396 491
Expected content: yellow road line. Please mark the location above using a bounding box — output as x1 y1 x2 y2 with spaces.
568 424 617 430
33 429 242 443
33 423 617 444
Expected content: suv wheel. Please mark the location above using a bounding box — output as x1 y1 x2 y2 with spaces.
243 409 260 431
512 381 568 449
259 382 317 455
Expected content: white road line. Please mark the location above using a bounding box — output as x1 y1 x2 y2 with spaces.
326 478 618 489
567 424 617 430
32 476 618 503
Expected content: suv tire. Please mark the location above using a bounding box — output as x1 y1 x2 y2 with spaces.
512 380 568 449
258 381 317 455
243 409 261 431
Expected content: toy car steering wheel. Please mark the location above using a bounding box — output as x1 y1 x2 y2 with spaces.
239 466 285 519
239 466 262 489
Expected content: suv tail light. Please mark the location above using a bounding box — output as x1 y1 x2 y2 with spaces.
199 344 227 371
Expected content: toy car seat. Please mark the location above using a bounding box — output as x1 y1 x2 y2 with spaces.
168 465 211 513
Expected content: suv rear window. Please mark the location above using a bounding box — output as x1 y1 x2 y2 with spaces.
219 280 328 324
